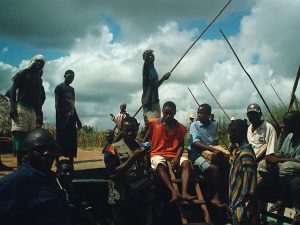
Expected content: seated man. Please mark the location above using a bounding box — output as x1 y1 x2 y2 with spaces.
228 119 258 225
246 103 278 162
104 116 152 225
258 111 300 211
0 128 72 225
148 101 195 202
187 103 225 207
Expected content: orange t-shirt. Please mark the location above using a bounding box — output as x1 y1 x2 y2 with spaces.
149 118 187 158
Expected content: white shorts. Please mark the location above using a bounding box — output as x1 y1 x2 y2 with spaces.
151 155 190 170
11 104 36 132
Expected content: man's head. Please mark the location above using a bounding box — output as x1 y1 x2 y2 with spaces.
24 128 58 172
56 159 74 186
197 103 211 125
143 50 155 64
227 119 248 151
105 129 114 144
121 116 139 143
162 101 176 124
209 113 215 121
64 70 75 85
282 111 300 135
246 103 262 126
120 103 126 112
29 55 45 71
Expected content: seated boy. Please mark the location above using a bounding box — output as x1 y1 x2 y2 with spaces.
148 101 194 202
187 103 225 207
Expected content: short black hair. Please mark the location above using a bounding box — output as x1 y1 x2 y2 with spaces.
228 119 248 142
121 116 139 129
163 101 176 111
199 103 211 114
284 111 300 123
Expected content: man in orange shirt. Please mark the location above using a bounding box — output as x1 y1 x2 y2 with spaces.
148 101 194 202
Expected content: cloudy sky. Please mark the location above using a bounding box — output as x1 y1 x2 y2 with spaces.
0 0 299 130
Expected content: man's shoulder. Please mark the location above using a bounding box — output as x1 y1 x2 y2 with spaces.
265 121 276 131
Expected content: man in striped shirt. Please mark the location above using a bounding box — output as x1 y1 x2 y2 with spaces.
228 119 258 225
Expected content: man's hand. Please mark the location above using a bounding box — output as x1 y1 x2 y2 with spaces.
163 72 171 80
133 148 147 159
10 108 18 120
265 155 279 164
171 157 180 169
77 120 82 130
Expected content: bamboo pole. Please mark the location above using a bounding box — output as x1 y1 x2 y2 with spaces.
219 29 280 129
270 83 285 108
132 0 232 118
202 81 231 121
288 65 300 112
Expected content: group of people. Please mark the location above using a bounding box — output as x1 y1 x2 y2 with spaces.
104 99 300 225
0 51 299 225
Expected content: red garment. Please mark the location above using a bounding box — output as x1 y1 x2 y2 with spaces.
149 118 187 158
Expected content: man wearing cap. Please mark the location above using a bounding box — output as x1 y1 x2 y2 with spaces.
246 103 278 162
141 50 170 122
55 70 82 165
0 128 72 225
9 55 46 167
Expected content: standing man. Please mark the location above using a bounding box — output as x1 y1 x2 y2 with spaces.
55 70 82 165
187 103 225 207
111 103 129 134
246 103 278 162
141 50 170 121
10 55 46 167
0 128 72 225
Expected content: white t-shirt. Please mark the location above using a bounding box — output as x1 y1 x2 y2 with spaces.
247 121 278 159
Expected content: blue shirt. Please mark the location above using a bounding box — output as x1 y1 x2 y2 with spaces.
275 133 300 161
0 162 71 225
187 120 217 162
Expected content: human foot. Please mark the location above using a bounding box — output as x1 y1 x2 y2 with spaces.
182 193 197 202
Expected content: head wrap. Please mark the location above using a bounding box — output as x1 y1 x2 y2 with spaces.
143 50 154 60
28 54 45 68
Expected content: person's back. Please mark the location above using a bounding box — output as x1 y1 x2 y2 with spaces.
228 119 258 225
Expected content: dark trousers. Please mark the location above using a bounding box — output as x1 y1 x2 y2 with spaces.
290 177 300 210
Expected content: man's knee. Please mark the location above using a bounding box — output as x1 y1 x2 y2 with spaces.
181 160 191 168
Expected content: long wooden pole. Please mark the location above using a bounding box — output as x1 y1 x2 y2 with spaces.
270 83 285 108
132 0 232 118
219 29 280 129
288 65 300 112
187 87 201 107
202 81 231 121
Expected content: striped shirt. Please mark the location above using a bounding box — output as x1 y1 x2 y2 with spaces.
228 143 257 222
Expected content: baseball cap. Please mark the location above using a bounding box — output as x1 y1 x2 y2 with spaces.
247 103 261 114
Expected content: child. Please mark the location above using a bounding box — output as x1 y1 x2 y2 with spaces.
228 119 258 225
